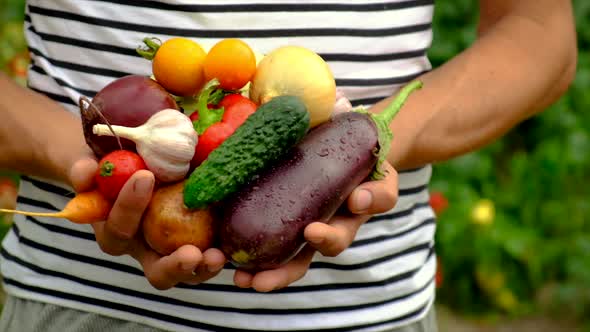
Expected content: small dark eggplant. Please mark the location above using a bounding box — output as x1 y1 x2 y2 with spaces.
218 81 423 271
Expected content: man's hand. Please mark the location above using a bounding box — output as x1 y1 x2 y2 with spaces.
233 161 399 292
70 157 226 290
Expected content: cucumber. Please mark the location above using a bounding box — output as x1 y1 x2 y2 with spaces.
183 95 310 209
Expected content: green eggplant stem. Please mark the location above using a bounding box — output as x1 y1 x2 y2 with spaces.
376 80 424 125
355 80 423 180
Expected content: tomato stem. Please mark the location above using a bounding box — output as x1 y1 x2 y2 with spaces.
136 37 162 61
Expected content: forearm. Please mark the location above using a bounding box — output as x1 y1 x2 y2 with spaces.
378 0 577 170
0 73 90 184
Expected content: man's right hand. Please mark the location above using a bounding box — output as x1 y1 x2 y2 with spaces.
69 157 226 290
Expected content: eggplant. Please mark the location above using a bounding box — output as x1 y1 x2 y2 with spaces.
218 81 423 271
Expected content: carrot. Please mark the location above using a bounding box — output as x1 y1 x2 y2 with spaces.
0 190 112 224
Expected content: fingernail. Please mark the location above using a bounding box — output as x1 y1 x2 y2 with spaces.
133 176 154 194
353 189 372 213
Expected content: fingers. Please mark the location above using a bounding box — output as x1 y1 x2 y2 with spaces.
183 248 227 285
348 161 398 215
304 161 397 257
233 269 254 289
304 214 369 257
132 245 226 290
69 158 98 192
134 244 203 290
237 245 316 293
93 170 154 256
107 170 155 238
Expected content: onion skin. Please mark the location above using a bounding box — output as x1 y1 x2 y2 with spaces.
249 46 336 128
81 75 179 157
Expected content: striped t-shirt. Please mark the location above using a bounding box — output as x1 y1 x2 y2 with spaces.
1 1 437 331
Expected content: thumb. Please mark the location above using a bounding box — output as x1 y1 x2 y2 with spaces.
347 163 398 215
69 158 99 193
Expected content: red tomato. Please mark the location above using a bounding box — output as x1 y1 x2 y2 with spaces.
191 122 235 169
95 150 148 201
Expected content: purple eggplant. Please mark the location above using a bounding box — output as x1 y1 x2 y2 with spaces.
218 81 423 271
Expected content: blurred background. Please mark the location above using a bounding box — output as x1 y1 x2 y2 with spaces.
0 1 588 331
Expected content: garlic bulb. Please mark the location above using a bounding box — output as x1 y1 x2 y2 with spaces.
93 109 198 182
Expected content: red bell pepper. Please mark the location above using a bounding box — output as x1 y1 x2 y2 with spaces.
189 82 258 168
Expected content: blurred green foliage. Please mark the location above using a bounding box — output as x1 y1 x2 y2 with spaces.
0 0 589 326
0 0 25 233
429 0 590 327
0 0 26 69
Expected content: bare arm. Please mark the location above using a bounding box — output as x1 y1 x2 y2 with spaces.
242 0 578 292
378 0 578 170
0 73 226 289
0 73 90 185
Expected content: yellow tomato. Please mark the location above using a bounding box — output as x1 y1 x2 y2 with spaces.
204 38 257 91
153 37 207 96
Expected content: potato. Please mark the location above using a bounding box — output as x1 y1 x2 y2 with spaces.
142 181 215 256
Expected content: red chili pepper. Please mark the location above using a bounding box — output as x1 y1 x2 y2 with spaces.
189 84 257 169
218 94 258 129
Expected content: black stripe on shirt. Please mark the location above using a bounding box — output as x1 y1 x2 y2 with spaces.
17 195 60 212
21 176 76 198
21 215 95 240
27 85 76 105
309 242 431 270
29 46 131 78
85 0 434 13
336 71 426 87
400 184 428 196
30 26 139 58
1 245 434 316
29 64 99 97
28 5 432 38
27 40 428 89
26 13 428 64
350 95 388 106
8 224 433 293
350 218 435 248
367 201 431 224
399 166 428 174
28 23 427 64
2 275 432 332
321 48 427 62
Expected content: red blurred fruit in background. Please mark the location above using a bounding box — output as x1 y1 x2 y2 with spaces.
7 51 29 78
0 178 18 211
436 257 443 288
429 191 449 215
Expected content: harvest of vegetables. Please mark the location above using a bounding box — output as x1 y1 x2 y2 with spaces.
0 36 422 270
